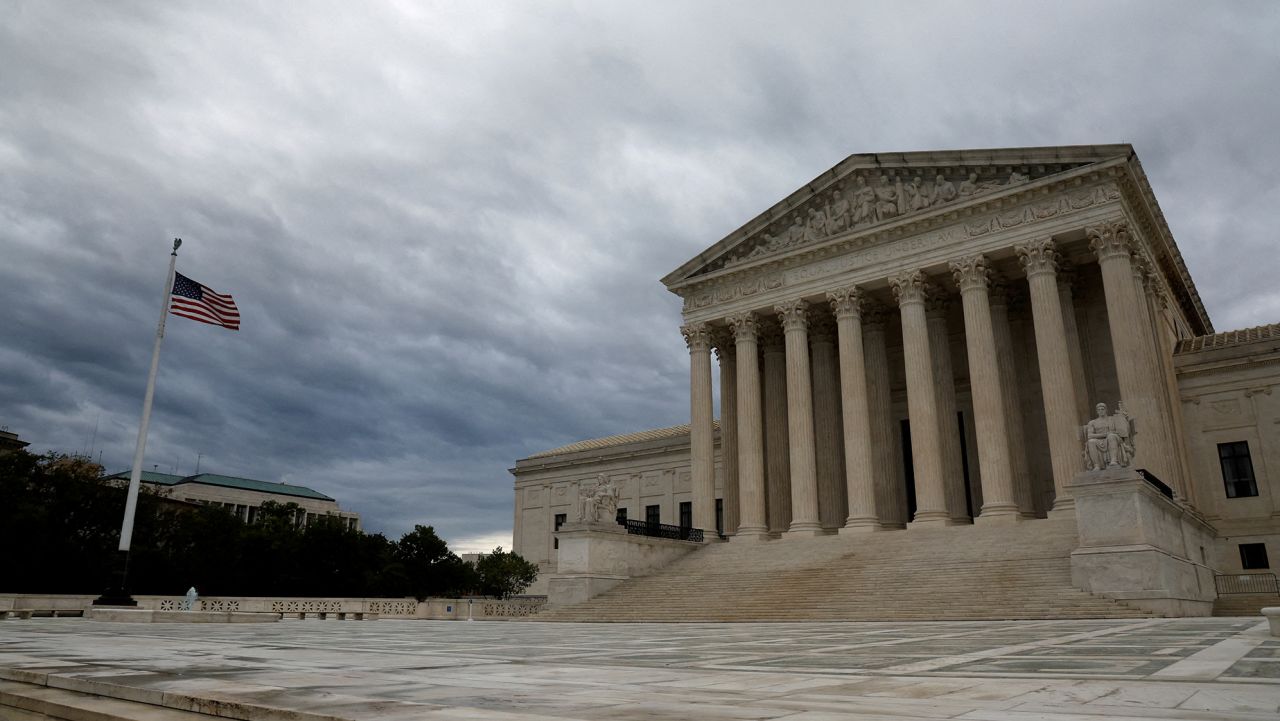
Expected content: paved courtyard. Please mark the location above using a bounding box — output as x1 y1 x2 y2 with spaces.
1 616 1278 719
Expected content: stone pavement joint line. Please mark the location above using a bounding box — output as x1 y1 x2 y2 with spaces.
0 617 1277 720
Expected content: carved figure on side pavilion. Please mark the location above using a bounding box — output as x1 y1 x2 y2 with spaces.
1082 402 1136 471
826 188 850 233
957 172 981 197
577 473 620 523
851 176 875 225
932 174 957 204
873 176 899 221
805 206 828 242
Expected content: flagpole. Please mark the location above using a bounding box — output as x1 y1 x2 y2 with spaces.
95 238 181 606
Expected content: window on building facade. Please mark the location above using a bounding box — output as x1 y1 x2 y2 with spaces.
1240 543 1270 570
1219 441 1259 498
615 507 627 523
554 513 566 550
645 504 660 525
679 501 692 529
247 506 258 524
715 498 723 535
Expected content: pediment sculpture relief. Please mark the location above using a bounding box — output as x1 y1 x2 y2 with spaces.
1081 402 1136 471
714 167 1047 272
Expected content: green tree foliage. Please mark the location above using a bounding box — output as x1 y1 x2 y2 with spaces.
474 547 539 598
0 450 529 599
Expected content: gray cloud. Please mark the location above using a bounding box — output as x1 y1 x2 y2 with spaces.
3 0 1278 547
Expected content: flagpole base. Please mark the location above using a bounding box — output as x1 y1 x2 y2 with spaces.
93 550 138 607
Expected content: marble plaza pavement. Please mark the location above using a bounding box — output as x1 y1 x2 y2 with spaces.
1 617 1278 720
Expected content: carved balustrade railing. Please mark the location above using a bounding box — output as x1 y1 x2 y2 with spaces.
1214 573 1279 596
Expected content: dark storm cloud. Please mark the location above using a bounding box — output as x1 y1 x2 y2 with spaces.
3 0 1279 548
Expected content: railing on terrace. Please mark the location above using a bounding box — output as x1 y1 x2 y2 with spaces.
620 519 704 543
1135 468 1175 499
1214 572 1280 595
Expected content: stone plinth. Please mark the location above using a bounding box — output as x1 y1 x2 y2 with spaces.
546 521 701 608
1069 468 1217 616
1263 607 1280 637
88 608 279 623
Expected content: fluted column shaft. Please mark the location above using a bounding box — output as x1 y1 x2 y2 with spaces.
728 313 768 539
1016 238 1081 513
1088 221 1179 489
925 293 970 522
951 255 1019 522
762 325 791 534
891 271 952 526
808 317 846 531
1058 271 1092 421
715 338 739 535
828 288 881 532
989 286 1037 518
864 309 907 527
776 300 822 536
683 323 716 535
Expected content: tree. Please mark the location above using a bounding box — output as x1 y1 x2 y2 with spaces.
394 525 468 600
474 547 539 598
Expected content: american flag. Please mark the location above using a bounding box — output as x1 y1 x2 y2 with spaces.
170 272 240 330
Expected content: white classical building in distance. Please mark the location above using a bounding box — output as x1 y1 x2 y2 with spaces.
513 145 1280 599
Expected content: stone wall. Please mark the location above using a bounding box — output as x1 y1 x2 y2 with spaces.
0 594 545 620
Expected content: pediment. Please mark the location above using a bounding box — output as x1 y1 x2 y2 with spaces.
661 145 1133 287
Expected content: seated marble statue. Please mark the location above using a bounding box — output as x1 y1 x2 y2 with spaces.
577 474 620 523
1083 402 1135 470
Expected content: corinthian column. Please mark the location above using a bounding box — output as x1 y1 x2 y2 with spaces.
762 323 791 534
828 287 882 532
890 270 952 527
727 313 768 540
714 331 739 535
925 289 970 523
776 300 822 537
1088 221 1178 487
682 322 716 535
864 304 906 527
1016 238 1082 513
1057 267 1092 421
950 255 1019 522
808 314 846 531
990 282 1037 518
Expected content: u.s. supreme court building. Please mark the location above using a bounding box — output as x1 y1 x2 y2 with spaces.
512 145 1280 612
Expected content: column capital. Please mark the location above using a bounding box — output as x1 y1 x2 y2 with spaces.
726 312 758 342
809 314 836 344
760 322 786 350
1087 219 1134 262
889 269 930 306
681 322 713 352
1015 237 1061 278
775 299 810 332
861 300 889 329
827 286 865 319
949 254 992 294
712 327 736 360
924 286 951 318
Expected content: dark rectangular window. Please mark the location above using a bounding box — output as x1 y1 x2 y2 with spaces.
715 498 724 535
679 501 692 529
615 507 627 523
553 513 566 550
645 504 660 525
1241 543 1270 570
1219 441 1258 498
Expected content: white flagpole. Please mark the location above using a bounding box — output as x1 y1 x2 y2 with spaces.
117 238 181 552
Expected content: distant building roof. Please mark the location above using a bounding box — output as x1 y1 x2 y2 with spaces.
0 428 30 452
1175 323 1280 354
105 470 333 501
525 420 720 460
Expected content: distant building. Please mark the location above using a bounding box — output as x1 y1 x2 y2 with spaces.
102 470 360 530
0 428 30 454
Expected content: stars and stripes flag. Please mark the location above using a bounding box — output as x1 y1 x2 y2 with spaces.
170 272 240 330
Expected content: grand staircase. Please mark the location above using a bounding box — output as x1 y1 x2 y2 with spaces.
535 517 1152 622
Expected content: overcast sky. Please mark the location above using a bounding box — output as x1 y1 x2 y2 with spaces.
3 1 1278 551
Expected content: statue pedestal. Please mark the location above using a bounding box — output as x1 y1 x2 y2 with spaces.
1069 468 1218 616
545 521 702 608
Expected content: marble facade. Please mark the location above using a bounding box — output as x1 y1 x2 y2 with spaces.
514 145 1280 598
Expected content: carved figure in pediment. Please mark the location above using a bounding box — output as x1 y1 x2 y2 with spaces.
1082 402 1136 471
851 176 875 225
1008 170 1030 185
932 174 957 204
805 206 828 242
826 188 849 233
904 176 928 211
873 176 899 222
958 172 981 197
785 214 805 246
